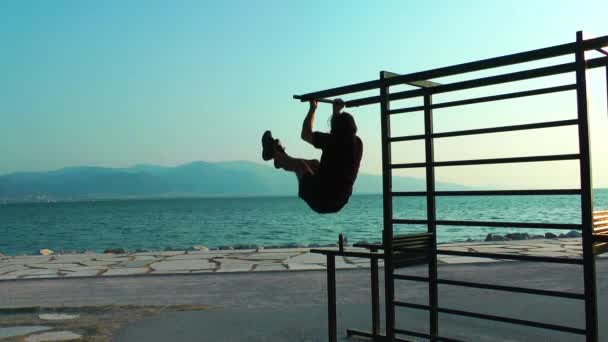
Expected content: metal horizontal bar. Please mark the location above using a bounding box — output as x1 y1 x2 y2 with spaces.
349 61 577 107
433 119 579 139
391 154 580 169
394 328 465 342
587 56 608 69
394 274 429 282
394 274 584 299
394 301 431 311
390 119 579 143
390 134 426 143
389 84 577 114
294 38 585 101
437 278 585 300
350 56 608 108
394 301 586 335
392 219 429 225
437 250 584 264
438 307 586 335
436 219 581 230
392 189 581 196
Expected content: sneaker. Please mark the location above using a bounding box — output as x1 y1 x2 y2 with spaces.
262 131 276 161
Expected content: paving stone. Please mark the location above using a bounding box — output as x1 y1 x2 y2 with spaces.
286 263 326 270
285 252 327 264
5 269 59 277
89 256 129 263
118 260 153 268
11 255 51 260
0 326 51 339
47 256 92 263
165 254 212 261
21 274 61 279
254 264 287 271
130 255 159 261
517 246 568 252
25 330 82 341
216 263 254 272
149 270 194 274
157 251 186 256
78 260 118 267
58 266 107 272
39 314 80 321
0 264 28 274
150 259 215 271
241 253 299 261
217 258 258 266
258 248 310 253
27 263 78 269
62 270 102 277
0 275 19 280
103 268 150 276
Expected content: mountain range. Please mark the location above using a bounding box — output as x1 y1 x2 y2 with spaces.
0 161 468 202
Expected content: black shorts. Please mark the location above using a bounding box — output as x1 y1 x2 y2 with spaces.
298 173 349 214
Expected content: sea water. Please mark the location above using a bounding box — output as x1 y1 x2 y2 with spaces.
1 190 607 256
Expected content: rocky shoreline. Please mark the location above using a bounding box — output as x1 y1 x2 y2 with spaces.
0 230 584 258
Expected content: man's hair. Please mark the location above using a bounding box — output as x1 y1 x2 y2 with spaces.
330 112 357 138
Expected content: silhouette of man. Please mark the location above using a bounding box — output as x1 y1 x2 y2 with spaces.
261 99 363 213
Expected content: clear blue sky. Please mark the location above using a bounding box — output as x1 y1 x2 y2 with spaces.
1 0 607 188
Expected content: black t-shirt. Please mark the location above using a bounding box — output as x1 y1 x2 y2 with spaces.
312 131 363 198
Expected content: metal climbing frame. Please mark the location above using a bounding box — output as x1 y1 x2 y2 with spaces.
297 31 608 341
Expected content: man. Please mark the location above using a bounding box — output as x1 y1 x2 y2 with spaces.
261 99 363 213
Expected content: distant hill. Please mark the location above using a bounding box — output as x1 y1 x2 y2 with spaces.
0 161 468 202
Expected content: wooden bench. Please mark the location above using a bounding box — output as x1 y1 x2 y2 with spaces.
593 210 608 255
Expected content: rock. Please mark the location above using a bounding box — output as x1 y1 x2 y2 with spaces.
485 234 510 242
545 232 558 239
558 233 567 238
219 246 234 250
566 230 582 238
505 233 529 240
530 235 545 239
308 243 321 248
255 247 264 252
164 247 178 251
323 243 338 247
38 249 54 256
104 248 127 254
466 238 474 242
134 249 149 253
187 246 209 252
0 251 4 258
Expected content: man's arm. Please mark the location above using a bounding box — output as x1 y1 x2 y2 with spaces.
301 100 317 145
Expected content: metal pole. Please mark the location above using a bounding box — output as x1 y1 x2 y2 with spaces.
327 255 337 342
424 93 439 340
371 253 380 338
575 30 598 342
380 71 395 341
